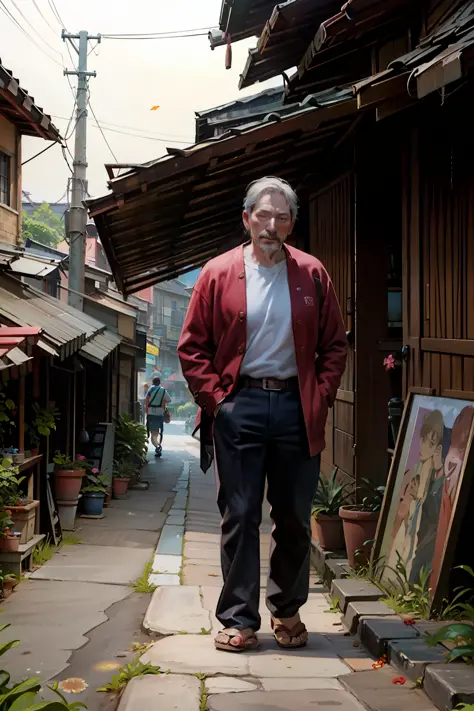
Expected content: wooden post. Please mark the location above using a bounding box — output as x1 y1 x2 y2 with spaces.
18 373 25 453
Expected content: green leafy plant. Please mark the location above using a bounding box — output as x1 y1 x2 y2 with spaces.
357 478 386 513
31 403 60 437
455 705 474 710
426 622 474 663
132 560 157 594
98 655 162 693
0 461 25 508
312 467 349 517
374 552 432 619
81 471 108 495
0 390 15 449
325 597 341 614
0 511 14 540
32 536 55 567
113 459 135 480
53 453 87 470
114 413 147 465
0 623 86 709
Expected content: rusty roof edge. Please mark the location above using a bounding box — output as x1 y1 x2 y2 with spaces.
0 61 61 142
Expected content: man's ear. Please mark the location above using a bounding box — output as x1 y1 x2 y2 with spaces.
242 210 250 231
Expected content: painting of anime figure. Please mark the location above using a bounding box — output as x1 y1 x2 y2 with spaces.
375 394 474 606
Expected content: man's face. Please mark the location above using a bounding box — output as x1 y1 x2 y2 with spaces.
419 431 439 461
243 192 293 257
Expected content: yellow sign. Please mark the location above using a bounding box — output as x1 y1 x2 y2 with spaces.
146 343 159 356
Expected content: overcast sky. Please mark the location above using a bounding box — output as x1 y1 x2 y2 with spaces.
4 0 280 203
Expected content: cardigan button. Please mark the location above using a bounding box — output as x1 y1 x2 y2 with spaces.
238 346 245 355
296 286 302 291
239 273 245 279
238 311 245 320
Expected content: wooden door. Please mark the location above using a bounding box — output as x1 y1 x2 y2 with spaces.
310 174 355 489
403 119 474 398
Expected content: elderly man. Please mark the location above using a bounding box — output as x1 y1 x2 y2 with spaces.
178 176 347 653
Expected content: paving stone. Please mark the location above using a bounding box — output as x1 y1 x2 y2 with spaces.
167 511 185 526
73 506 167 531
331 578 384 612
144 586 210 634
152 554 181 574
326 558 351 583
260 678 345 691
248 635 351 678
156 525 184 555
141 634 249 675
324 636 376 671
388 638 449 683
183 565 223 586
118 673 200 711
424 663 474 710
344 600 395 634
208 690 367 710
31 544 151 585
360 616 420 658
148 574 180 586
206 677 258 694
342 667 440 711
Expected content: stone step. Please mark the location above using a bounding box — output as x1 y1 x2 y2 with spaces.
118 674 200 711
143 585 211 635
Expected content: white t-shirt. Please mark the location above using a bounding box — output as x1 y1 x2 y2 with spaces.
240 256 297 379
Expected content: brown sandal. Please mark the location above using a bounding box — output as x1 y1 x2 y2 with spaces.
214 628 259 653
271 615 308 649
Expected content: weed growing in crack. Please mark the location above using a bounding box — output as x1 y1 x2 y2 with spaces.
132 560 157 594
199 628 211 635
98 656 163 693
194 673 209 711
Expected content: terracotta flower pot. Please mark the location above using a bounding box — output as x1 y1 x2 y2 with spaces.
339 506 380 569
0 537 20 552
8 500 39 544
2 578 17 599
113 478 129 499
311 513 345 551
54 469 85 502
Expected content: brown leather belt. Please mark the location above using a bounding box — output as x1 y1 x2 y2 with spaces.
241 376 299 392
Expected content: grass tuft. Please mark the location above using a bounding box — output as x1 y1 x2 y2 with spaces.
132 560 157 594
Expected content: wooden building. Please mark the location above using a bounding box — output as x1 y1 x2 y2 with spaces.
87 0 474 494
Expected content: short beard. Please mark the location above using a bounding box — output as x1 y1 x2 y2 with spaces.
255 232 282 257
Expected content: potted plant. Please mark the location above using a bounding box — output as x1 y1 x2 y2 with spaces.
0 510 20 552
115 413 148 469
0 569 18 599
0 458 39 545
81 470 109 516
112 459 134 499
25 424 40 458
52 452 87 501
339 478 386 569
311 467 349 551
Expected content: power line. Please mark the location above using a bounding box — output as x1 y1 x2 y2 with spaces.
21 141 58 166
7 0 64 59
89 124 191 144
51 113 191 142
48 0 65 29
32 0 57 35
88 101 119 162
101 31 209 40
101 26 212 38
0 0 63 67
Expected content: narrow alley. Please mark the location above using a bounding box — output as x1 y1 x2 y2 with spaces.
0 421 442 711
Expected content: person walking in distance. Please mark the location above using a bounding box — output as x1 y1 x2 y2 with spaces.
145 376 171 457
178 176 347 652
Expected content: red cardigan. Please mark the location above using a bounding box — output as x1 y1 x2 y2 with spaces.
178 243 347 471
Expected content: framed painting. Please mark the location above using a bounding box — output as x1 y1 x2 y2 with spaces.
374 392 474 610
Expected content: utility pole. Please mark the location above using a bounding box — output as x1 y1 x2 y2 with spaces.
63 30 101 310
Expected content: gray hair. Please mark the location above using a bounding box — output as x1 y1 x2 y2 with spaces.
243 176 298 221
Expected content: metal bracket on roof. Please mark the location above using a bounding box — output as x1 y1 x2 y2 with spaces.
264 112 282 122
166 147 187 157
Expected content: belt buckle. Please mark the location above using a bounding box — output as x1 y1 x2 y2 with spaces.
262 378 282 391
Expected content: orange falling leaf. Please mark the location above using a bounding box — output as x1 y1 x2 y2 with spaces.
150 105 160 111
393 676 406 685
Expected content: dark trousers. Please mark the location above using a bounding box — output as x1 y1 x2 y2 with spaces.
213 384 321 631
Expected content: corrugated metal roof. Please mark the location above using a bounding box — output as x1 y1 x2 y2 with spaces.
239 0 341 89
79 330 121 365
0 274 106 360
0 58 61 141
88 292 138 318
353 0 474 105
218 0 279 42
87 86 357 295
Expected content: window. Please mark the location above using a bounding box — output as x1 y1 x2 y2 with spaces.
0 152 11 207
